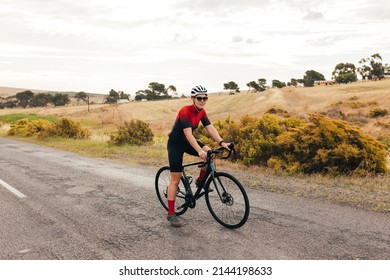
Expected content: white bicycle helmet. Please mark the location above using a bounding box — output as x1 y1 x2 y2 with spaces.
190 85 207 97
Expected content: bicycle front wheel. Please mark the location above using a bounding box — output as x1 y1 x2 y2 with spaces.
155 166 188 216
205 172 249 229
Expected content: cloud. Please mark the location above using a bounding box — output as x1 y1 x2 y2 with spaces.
246 38 260 44
232 36 244 43
174 0 272 12
303 10 324 20
353 3 390 22
305 33 351 47
231 37 260 44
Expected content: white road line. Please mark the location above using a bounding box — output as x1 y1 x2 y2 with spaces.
0 179 27 198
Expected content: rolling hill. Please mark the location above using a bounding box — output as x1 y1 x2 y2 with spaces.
0 86 106 104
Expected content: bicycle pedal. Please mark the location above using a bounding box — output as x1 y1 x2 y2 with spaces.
199 188 213 198
177 204 186 210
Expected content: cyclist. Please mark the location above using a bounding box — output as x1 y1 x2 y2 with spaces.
166 85 231 227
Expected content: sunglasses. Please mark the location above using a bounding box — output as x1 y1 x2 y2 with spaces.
195 96 208 102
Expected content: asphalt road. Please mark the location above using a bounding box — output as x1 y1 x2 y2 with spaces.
1 137 389 260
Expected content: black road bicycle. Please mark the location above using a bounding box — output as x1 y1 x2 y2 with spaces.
155 144 249 229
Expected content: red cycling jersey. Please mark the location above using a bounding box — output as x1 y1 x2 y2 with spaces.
169 104 211 143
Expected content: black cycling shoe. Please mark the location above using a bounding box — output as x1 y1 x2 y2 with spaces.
195 179 203 188
167 214 182 227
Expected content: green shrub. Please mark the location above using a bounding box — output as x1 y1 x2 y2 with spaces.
8 119 30 136
8 119 52 137
26 119 53 137
108 119 154 146
44 118 91 139
8 117 90 139
195 116 240 147
194 114 305 165
271 114 387 175
236 114 305 165
195 113 387 175
368 108 388 118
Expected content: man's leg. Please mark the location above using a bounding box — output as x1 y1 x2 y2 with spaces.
167 172 183 227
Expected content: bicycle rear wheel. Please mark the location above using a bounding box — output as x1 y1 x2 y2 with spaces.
155 166 188 216
205 172 249 229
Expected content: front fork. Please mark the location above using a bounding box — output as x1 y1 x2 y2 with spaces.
209 172 231 204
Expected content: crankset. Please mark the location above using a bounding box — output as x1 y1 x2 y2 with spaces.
185 193 196 208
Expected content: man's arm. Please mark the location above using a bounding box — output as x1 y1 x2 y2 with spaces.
183 128 207 160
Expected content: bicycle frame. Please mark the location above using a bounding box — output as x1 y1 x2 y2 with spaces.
178 146 232 209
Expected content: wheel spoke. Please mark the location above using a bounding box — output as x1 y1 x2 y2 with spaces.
155 166 188 216
205 172 249 228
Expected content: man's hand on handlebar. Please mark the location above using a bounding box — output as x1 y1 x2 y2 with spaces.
198 150 208 161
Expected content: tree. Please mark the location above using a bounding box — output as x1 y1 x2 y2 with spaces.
358 53 386 80
272 80 286 88
119 91 130 100
384 63 390 75
16 90 34 108
141 82 175 100
223 81 240 94
105 89 120 104
30 93 52 107
303 70 325 87
246 81 261 92
166 85 177 96
148 82 166 95
5 99 18 108
134 90 147 101
287 78 304 87
257 78 268 91
135 94 145 101
75 92 87 105
246 79 268 92
145 89 157 100
288 79 297 87
52 93 70 106
332 63 357 84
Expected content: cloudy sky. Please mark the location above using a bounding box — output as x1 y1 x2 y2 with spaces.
0 0 389 95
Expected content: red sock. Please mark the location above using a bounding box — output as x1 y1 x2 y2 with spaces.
198 169 206 181
168 200 175 216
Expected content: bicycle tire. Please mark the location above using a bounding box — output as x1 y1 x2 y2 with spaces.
205 172 249 229
155 166 188 216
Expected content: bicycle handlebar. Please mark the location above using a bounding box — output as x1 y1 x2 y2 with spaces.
208 143 235 158
198 143 235 168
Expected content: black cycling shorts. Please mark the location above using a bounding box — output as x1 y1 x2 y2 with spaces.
167 138 205 172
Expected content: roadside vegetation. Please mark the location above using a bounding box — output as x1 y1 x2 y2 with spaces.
7 117 91 139
195 113 387 175
1 79 389 213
